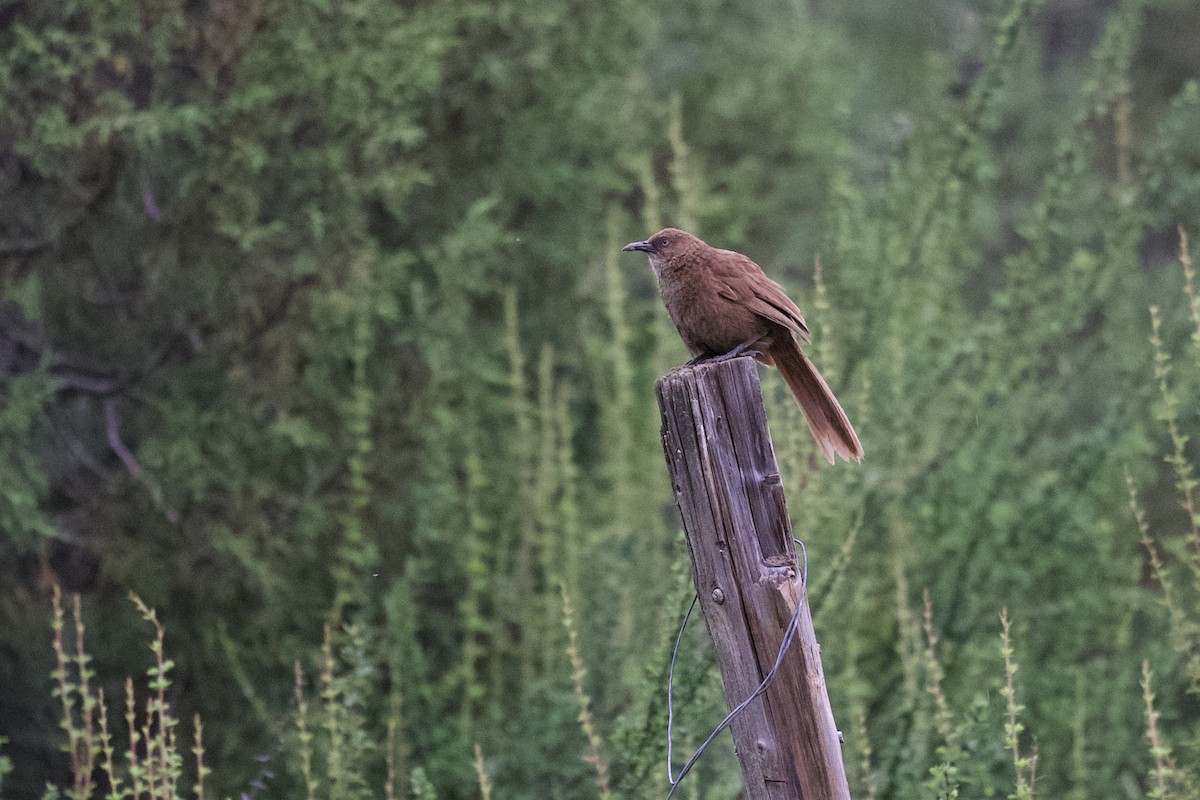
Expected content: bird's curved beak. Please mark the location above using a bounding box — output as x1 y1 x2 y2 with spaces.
622 240 653 253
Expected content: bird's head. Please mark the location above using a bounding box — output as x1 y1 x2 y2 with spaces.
621 228 701 265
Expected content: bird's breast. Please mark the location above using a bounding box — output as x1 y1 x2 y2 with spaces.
656 260 764 357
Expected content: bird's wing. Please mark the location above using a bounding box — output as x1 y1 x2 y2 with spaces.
713 251 811 343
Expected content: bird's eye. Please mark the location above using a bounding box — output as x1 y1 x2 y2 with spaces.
655 238 666 249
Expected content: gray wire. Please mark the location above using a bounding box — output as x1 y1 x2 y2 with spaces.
665 594 698 786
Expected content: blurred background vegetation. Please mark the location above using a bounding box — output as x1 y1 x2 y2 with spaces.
3 0 1200 797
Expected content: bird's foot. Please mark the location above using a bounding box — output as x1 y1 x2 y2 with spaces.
684 337 766 367
708 336 767 364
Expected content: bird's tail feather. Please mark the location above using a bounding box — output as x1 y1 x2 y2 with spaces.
770 337 863 465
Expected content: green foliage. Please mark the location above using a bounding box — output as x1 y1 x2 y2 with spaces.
0 737 11 797
0 369 55 549
6 0 1200 798
1127 227 1200 798
44 586 200 800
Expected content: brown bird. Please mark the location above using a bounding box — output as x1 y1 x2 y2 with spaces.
623 227 863 464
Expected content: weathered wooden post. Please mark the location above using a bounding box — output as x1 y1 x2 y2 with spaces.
656 356 851 800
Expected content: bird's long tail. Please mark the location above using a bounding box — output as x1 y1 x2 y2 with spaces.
769 336 863 464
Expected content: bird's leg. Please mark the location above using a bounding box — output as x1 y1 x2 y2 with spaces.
708 335 767 364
